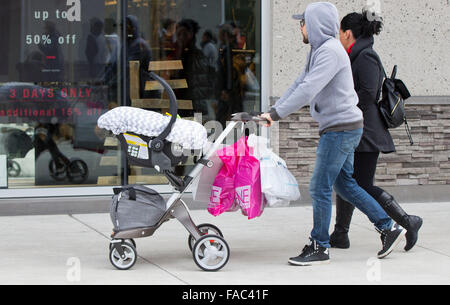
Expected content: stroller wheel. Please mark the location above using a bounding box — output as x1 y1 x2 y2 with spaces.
109 242 137 270
193 234 230 272
188 223 224 252
67 159 89 184
7 160 21 177
49 160 67 181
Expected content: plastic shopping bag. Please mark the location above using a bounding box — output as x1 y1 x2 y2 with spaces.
260 156 301 207
234 153 265 219
208 137 247 216
229 136 265 219
264 194 290 208
208 136 265 219
208 166 237 216
248 135 301 207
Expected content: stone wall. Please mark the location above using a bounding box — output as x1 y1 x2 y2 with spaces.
274 101 450 187
271 0 450 97
270 0 450 189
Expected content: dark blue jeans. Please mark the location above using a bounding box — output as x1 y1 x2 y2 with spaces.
309 129 392 248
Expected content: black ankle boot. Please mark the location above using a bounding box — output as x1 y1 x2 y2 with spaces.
403 215 423 252
330 196 355 249
377 191 423 252
329 230 350 249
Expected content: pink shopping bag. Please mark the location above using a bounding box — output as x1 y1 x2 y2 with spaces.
208 136 265 219
234 153 265 220
208 166 237 216
208 137 246 216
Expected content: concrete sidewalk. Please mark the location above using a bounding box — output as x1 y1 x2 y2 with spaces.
1 202 449 285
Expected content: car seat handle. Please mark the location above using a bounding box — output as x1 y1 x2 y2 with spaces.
148 72 178 143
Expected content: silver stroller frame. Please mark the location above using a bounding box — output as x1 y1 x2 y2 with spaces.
108 72 268 272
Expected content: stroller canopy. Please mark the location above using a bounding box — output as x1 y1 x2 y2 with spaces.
98 107 208 150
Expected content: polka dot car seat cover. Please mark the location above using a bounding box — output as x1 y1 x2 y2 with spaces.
98 107 208 150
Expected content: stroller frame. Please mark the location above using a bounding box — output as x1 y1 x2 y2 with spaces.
108 72 268 272
111 121 237 241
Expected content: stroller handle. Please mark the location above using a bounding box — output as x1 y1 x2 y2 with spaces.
148 72 178 143
231 112 270 123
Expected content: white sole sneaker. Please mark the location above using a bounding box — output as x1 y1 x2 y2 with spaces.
288 259 331 266
378 229 407 259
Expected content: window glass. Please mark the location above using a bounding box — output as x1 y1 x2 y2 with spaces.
0 0 122 188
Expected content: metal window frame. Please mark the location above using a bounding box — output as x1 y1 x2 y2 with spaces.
0 0 272 199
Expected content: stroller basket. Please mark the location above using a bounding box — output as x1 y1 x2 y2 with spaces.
111 185 166 232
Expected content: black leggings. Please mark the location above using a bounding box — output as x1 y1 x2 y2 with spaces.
347 152 384 201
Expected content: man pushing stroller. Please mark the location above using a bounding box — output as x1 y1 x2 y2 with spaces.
260 2 410 266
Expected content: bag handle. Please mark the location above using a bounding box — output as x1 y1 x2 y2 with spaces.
391 65 398 80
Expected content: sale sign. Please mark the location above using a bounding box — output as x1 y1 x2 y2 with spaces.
0 0 113 126
0 83 108 124
0 0 108 83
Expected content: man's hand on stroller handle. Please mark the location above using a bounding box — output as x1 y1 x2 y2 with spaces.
259 113 274 127
231 112 272 127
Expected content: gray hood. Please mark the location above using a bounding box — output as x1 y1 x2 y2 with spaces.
270 2 362 133
305 2 339 49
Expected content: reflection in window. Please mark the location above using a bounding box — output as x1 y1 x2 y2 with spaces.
126 0 261 125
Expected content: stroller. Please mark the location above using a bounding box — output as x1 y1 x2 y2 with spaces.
98 72 268 272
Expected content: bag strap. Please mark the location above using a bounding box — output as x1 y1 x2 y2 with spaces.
357 48 387 79
368 51 387 102
355 49 386 102
379 60 388 79
404 117 414 146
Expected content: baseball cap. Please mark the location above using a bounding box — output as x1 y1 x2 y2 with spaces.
292 13 305 20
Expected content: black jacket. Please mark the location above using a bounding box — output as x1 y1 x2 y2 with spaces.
350 36 395 154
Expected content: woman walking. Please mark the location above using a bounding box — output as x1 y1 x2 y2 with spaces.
330 11 423 251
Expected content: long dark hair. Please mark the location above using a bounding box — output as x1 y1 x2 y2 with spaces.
341 11 383 39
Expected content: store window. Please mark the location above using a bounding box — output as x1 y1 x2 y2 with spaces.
0 0 262 190
124 0 262 185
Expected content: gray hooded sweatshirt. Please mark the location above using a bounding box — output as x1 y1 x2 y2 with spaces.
270 2 363 135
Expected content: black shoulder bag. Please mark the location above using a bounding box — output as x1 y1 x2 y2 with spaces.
377 64 414 145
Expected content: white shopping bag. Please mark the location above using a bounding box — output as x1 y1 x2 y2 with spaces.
247 135 301 207
264 194 290 208
260 156 301 206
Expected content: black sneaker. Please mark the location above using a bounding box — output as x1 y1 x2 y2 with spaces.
288 239 330 266
377 224 406 259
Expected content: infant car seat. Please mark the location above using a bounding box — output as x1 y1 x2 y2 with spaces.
98 72 208 190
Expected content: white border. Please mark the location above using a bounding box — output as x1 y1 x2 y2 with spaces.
0 0 272 199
